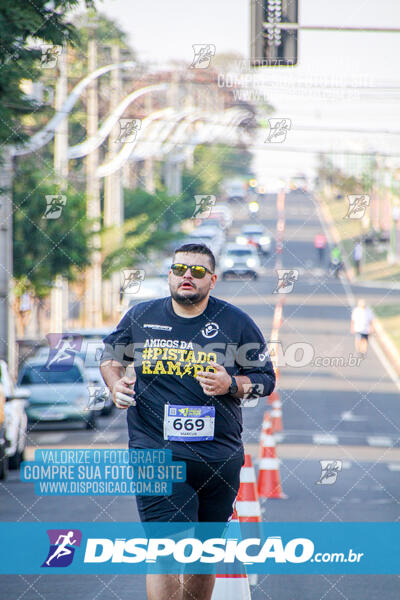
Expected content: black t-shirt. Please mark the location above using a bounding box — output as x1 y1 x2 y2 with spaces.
102 295 275 462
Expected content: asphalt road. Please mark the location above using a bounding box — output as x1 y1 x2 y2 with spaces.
0 191 399 599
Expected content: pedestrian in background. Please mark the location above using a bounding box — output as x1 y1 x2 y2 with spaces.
314 233 327 265
351 299 374 357
352 240 363 276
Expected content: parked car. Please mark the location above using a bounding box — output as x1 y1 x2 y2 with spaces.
0 360 30 469
236 224 272 255
18 355 97 430
34 329 114 416
220 244 261 280
210 204 233 230
195 217 224 232
121 277 170 314
224 179 247 202
185 226 225 257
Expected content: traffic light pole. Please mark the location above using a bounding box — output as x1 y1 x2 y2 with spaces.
265 24 400 33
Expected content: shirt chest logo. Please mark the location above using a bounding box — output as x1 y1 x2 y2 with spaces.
201 322 219 338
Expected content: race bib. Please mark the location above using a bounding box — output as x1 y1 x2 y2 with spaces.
163 405 215 442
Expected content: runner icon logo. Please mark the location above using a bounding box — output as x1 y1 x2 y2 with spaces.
345 195 370 220
121 269 145 294
316 460 342 485
274 269 299 294
193 195 216 220
189 44 216 69
42 529 82 568
43 333 83 371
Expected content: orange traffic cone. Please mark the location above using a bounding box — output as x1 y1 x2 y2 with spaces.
270 399 283 432
236 454 261 522
211 504 252 599
259 412 276 458
258 424 287 499
212 574 252 600
267 391 279 406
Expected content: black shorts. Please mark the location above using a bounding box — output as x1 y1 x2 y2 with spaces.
356 333 369 340
135 452 245 524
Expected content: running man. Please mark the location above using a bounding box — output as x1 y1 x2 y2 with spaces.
314 233 327 265
46 531 76 566
100 242 275 600
352 240 363 276
351 299 374 357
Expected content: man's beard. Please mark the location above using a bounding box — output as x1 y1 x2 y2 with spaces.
170 285 208 305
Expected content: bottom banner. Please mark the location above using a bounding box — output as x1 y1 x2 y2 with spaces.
1 522 398 574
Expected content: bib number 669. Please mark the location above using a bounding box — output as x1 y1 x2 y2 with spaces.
173 418 204 431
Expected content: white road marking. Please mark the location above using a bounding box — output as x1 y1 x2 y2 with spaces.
36 433 66 444
340 411 367 422
92 431 121 443
367 436 393 447
388 463 400 471
313 433 339 445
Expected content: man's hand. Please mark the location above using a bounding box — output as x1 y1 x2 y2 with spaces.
112 375 136 409
196 361 231 396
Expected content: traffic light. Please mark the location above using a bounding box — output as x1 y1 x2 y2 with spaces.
250 0 298 67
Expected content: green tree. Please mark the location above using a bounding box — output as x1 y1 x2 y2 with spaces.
0 0 95 146
181 143 253 203
102 188 192 274
13 157 92 298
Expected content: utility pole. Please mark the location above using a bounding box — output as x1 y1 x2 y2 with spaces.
144 92 155 193
104 45 123 320
84 38 102 328
0 147 16 377
51 45 68 334
104 45 122 228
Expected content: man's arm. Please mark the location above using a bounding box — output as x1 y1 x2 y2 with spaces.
100 360 136 410
100 310 136 410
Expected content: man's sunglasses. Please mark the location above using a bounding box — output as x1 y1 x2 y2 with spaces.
171 263 213 279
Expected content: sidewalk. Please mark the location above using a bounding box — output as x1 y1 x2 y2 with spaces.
317 192 400 377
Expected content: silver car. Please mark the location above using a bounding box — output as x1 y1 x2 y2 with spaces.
220 244 261 280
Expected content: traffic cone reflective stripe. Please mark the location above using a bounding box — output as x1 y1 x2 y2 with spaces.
212 500 252 598
267 391 279 405
260 433 276 457
236 454 261 523
212 575 251 599
235 500 261 518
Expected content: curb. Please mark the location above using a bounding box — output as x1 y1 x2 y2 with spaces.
372 317 400 377
317 194 400 377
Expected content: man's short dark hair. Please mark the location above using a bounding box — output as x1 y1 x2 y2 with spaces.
174 243 216 272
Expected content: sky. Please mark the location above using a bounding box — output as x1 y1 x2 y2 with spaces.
95 0 400 181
